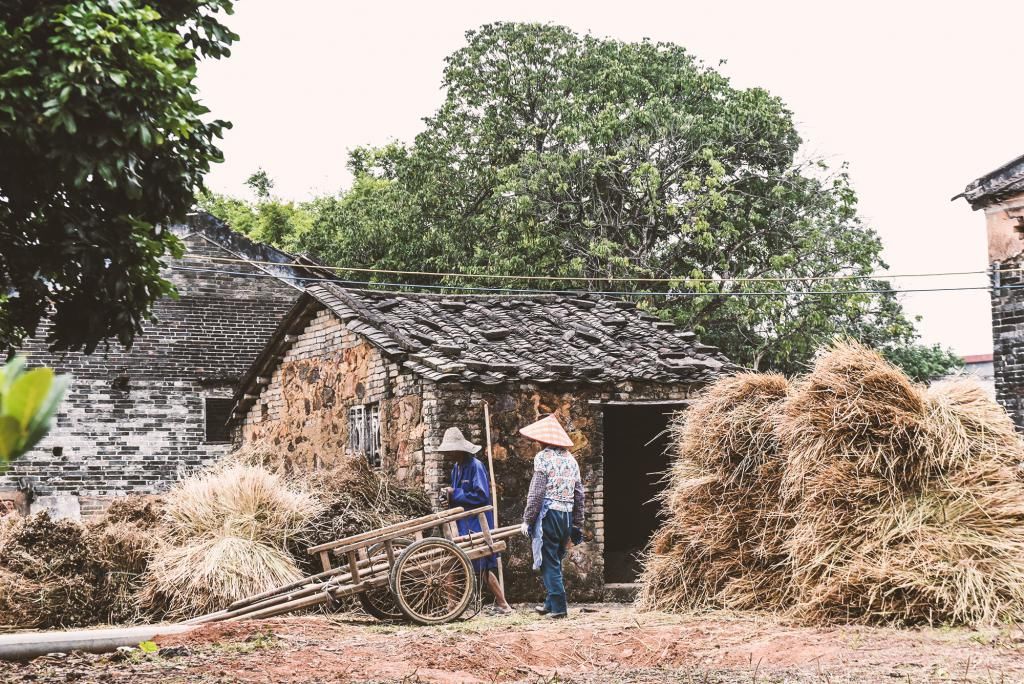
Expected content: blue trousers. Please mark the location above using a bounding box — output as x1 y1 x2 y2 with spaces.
541 509 571 615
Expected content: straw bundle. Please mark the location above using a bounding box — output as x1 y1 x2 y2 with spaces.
302 456 433 546
637 373 792 612
641 342 1024 627
779 341 928 492
160 464 318 544
0 512 100 629
145 534 303 618
781 347 1024 625
143 464 323 618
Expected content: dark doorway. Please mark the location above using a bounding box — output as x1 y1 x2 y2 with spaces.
602 404 674 584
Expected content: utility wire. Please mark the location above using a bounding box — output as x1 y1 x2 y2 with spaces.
179 254 1011 285
168 265 1006 298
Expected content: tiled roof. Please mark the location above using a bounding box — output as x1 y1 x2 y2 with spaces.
309 283 734 385
956 154 1024 209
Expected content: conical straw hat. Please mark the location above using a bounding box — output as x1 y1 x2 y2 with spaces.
435 427 481 454
519 415 574 448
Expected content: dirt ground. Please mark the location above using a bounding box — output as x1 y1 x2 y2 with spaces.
2 604 1023 683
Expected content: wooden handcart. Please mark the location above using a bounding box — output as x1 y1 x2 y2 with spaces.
187 506 519 626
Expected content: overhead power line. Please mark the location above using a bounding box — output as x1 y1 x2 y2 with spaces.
180 254 1009 285
168 265 1006 298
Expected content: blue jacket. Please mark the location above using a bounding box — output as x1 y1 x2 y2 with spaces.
450 456 495 535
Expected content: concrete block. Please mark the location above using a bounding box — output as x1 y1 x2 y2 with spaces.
30 494 82 521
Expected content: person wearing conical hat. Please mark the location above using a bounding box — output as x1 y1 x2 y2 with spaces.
436 426 513 614
518 415 584 619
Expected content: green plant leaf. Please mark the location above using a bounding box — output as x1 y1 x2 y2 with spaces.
0 356 26 398
4 367 54 429
22 375 69 454
0 415 21 462
138 641 158 653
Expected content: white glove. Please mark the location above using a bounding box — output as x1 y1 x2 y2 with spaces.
520 522 530 538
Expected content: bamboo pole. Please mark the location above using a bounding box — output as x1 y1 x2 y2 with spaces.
483 402 505 592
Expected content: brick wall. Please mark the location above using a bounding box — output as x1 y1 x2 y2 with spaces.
990 252 1024 430
0 218 301 514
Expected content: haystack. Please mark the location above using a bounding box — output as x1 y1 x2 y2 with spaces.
782 345 1024 625
637 372 791 612
87 496 165 625
143 464 322 619
640 341 1024 627
302 456 433 547
0 512 100 629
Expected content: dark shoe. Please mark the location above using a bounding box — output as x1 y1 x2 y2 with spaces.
534 605 550 615
548 612 567 619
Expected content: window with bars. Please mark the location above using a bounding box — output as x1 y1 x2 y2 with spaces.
349 403 382 467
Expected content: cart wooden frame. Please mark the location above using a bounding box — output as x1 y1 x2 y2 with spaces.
188 506 519 626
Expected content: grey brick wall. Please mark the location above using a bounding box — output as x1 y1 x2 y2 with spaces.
990 253 1024 430
0 217 301 508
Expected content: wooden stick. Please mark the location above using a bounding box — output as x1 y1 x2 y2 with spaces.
483 402 506 592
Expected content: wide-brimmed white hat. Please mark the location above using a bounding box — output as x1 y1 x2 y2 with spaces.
436 427 481 454
519 415 574 448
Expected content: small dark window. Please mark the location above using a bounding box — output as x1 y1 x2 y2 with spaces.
205 397 234 443
349 403 382 467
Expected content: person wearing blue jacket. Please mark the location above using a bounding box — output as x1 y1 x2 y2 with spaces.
437 426 513 614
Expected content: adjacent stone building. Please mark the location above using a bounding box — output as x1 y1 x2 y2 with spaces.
231 282 734 596
958 155 1024 429
0 213 316 518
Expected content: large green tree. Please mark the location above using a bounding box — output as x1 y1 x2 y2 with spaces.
290 23 926 372
0 0 236 353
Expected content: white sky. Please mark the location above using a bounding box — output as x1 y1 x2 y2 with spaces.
196 0 1024 356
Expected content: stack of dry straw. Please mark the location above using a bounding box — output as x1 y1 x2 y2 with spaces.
0 448 431 629
638 342 1024 626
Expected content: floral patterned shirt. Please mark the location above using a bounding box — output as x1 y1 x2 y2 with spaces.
522 447 585 527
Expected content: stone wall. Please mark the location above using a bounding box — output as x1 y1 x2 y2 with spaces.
238 309 427 480
0 219 301 514
422 381 695 601
990 251 1024 430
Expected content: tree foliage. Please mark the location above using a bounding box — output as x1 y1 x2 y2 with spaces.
0 0 236 353
882 344 965 383
206 23 959 376
196 169 312 252
285 23 923 372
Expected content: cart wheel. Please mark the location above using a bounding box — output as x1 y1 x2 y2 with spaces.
390 538 476 625
357 538 412 621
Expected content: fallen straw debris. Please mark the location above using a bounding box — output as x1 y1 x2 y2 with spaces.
639 341 1024 626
